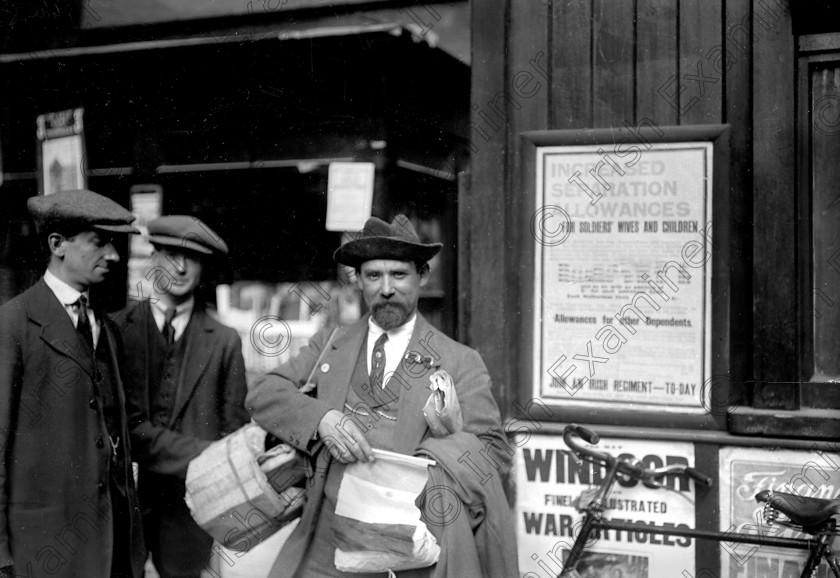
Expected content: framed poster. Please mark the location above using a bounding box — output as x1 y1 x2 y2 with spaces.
36 108 86 196
718 446 840 578
520 125 730 429
516 434 698 578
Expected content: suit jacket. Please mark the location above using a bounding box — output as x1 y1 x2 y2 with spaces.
246 314 511 577
117 300 249 479
117 300 248 574
0 279 145 578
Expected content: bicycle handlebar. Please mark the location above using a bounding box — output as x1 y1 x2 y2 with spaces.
563 424 713 487
684 467 714 487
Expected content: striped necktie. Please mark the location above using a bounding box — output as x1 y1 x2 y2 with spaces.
369 333 389 389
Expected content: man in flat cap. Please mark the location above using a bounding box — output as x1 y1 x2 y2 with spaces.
247 214 517 577
116 216 248 578
0 189 145 578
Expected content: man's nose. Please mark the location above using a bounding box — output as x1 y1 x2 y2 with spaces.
103 243 120 263
380 276 395 296
172 255 187 273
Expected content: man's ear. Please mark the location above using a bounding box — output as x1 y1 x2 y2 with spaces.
418 265 430 288
47 233 66 258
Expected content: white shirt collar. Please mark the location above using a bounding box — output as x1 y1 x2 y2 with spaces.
152 297 195 321
44 269 88 307
43 270 100 347
151 296 195 341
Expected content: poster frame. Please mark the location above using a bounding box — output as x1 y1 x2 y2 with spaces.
518 124 731 430
35 108 87 196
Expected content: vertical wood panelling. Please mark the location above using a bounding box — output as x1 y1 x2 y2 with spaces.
468 0 508 405
725 0 754 402
636 0 678 124
693 442 722 576
592 0 635 126
752 1 797 393
473 0 802 411
809 66 840 378
551 0 592 129
678 0 723 123
509 0 551 413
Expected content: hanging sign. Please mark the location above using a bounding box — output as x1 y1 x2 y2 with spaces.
326 162 375 232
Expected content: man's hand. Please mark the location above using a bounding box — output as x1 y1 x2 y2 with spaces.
317 409 374 464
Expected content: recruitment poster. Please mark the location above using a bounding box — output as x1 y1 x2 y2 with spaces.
718 446 840 578
532 142 714 413
516 434 697 578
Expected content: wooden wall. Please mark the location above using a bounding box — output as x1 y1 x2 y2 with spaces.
468 0 797 415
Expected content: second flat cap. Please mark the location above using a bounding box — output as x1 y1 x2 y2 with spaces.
148 215 228 256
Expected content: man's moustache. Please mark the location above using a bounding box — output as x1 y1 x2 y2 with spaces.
372 301 406 310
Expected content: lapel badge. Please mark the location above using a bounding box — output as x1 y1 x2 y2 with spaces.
321 363 330 373
404 351 436 369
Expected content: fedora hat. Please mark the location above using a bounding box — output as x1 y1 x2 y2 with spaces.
333 214 441 268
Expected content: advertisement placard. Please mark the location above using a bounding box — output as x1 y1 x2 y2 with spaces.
718 446 840 578
516 435 698 578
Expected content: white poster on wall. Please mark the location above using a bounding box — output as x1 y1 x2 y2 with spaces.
325 161 375 232
532 142 714 413
127 184 163 303
718 445 840 578
516 434 698 578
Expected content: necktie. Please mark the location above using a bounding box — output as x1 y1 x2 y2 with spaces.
76 295 94 351
161 308 176 348
369 333 388 390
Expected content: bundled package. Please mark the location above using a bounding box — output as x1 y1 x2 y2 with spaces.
422 369 463 437
185 422 308 552
333 450 440 573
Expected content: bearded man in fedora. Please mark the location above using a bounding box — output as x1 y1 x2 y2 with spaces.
247 214 517 577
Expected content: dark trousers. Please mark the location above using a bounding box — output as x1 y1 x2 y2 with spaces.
110 478 136 578
142 476 212 578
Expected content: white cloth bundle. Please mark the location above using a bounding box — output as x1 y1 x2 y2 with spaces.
333 450 440 573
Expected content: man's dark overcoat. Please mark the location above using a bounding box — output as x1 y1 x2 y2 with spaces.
0 279 145 578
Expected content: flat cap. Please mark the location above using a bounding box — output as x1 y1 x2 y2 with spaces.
148 215 228 256
333 214 441 268
27 189 140 235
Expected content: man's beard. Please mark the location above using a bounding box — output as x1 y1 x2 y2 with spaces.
371 301 411 330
